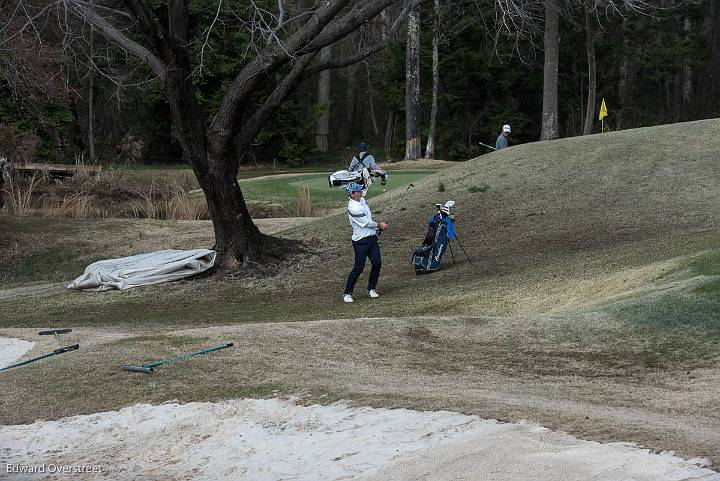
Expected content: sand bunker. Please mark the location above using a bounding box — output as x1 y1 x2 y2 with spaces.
1 398 717 481
0 336 34 369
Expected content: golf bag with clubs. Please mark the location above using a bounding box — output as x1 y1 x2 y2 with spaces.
328 168 387 190
328 152 387 192
411 201 456 274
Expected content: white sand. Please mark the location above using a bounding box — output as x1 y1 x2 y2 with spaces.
0 336 34 369
1 398 717 481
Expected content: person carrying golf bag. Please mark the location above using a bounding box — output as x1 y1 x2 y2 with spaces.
343 182 388 303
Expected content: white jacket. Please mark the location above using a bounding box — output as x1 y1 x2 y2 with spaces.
347 197 378 241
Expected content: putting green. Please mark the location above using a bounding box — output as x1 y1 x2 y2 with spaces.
239 171 435 210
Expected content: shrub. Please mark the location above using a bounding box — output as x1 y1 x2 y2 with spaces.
468 184 489 193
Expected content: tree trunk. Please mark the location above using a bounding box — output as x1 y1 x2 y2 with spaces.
200 151 267 264
88 72 96 161
366 65 380 136
165 63 266 267
384 110 397 161
405 3 421 159
540 0 560 141
617 17 629 130
681 16 693 119
315 46 331 152
665 76 673 121
86 2 96 161
582 0 596 135
425 0 440 159
345 65 358 145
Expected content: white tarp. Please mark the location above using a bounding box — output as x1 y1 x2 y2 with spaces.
67 249 216 291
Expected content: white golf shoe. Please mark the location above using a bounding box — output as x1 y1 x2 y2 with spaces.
343 294 354 303
368 289 380 299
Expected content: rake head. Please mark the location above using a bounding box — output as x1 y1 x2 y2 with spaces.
39 329 72 336
121 365 154 373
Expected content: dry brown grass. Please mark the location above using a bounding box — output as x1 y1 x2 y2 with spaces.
167 190 209 220
2 172 42 217
3 167 208 220
41 193 103 218
295 185 314 217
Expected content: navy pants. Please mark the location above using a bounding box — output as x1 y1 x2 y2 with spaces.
344 235 382 295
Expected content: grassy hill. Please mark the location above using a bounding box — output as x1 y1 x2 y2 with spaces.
1 119 719 465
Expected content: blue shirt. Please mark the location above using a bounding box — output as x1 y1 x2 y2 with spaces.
496 134 509 150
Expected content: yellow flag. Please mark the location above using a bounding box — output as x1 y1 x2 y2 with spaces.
598 98 608 121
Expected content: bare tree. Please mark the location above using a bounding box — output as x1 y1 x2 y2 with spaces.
2 0 419 268
425 0 440 160
681 15 693 118
405 2 421 160
315 46 331 152
540 0 560 140
582 0 597 135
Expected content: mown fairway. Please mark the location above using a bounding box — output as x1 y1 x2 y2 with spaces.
238 170 435 211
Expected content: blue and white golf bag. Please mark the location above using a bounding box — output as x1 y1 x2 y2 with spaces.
411 201 456 274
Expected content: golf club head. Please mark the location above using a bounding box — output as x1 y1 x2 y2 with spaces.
122 365 154 373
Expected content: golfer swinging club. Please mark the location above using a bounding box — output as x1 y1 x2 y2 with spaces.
343 182 388 303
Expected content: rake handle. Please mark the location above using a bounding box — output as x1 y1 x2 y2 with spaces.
143 342 234 369
0 344 80 372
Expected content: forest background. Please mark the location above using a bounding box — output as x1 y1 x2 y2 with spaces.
1 0 717 167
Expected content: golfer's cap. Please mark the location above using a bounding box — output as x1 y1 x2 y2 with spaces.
345 182 364 193
358 142 368 152
502 124 511 133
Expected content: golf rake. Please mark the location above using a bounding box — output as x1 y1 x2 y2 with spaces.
0 328 79 373
0 344 79 372
122 342 234 373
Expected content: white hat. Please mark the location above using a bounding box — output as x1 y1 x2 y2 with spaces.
502 124 511 133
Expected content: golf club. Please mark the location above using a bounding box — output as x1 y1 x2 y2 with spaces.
379 183 414 236
478 141 496 151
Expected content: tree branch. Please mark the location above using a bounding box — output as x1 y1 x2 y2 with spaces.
302 0 418 79
122 0 167 40
299 0 407 55
234 52 316 158
69 2 166 79
209 0 351 139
